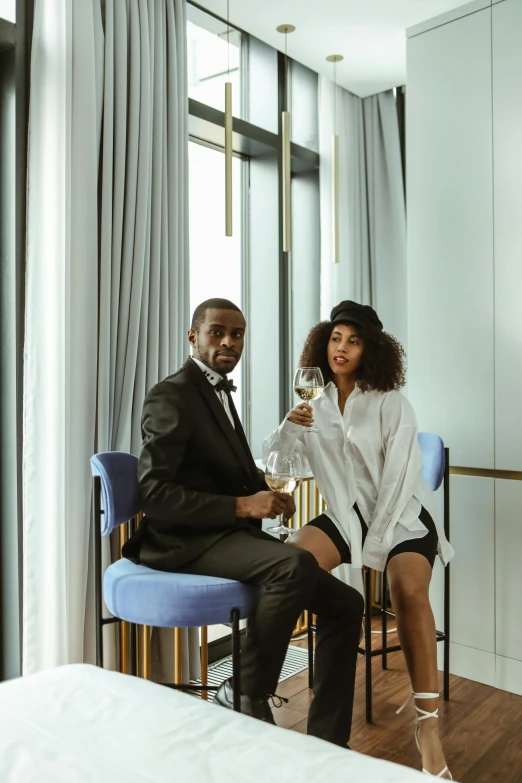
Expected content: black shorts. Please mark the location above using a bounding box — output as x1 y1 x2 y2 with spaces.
307 504 438 569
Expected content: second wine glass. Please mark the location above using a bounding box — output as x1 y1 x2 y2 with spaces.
265 451 303 538
294 367 325 434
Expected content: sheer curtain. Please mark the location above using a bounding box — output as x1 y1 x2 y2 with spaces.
24 0 191 675
319 79 406 348
23 0 104 673
92 0 192 679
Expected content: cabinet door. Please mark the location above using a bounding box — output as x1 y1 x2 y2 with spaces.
493 0 522 470
495 480 522 661
407 8 494 468
450 476 495 654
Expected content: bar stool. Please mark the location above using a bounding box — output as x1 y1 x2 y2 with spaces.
91 451 261 709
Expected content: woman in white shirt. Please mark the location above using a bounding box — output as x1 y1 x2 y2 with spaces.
263 300 454 780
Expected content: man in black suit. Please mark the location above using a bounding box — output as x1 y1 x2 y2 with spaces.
123 298 364 747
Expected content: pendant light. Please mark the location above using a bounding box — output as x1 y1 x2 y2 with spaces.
326 54 343 263
225 0 233 236
277 23 295 253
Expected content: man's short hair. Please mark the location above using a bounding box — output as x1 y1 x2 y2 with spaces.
190 298 242 332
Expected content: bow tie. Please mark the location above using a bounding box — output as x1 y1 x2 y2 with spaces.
215 378 237 394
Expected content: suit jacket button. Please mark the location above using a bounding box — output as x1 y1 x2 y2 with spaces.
243 485 249 491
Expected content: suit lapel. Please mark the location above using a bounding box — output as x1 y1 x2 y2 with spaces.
227 393 259 479
184 359 256 481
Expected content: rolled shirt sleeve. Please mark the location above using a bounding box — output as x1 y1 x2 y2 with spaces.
262 416 311 474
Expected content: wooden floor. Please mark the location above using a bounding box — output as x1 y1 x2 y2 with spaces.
272 623 522 782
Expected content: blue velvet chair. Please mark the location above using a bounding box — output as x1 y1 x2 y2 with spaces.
90 451 261 709
306 432 451 724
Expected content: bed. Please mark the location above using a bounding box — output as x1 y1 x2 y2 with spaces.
0 664 426 782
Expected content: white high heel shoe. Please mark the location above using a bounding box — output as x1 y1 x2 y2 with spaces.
397 692 452 779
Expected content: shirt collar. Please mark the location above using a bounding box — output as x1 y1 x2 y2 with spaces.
325 380 361 401
324 380 336 398
191 356 224 388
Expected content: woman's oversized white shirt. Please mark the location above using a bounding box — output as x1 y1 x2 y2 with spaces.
262 384 454 572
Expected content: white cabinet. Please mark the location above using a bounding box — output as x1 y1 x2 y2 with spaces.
495 480 522 662
407 8 494 468
407 0 522 696
450 476 495 654
493 0 522 471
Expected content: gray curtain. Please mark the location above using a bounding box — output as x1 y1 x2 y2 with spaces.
98 0 189 456
319 79 407 348
24 0 105 674
83 0 195 680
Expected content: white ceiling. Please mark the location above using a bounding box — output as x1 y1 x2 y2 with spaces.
193 0 473 97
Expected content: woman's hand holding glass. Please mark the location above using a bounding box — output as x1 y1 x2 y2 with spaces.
293 368 324 433
287 402 315 429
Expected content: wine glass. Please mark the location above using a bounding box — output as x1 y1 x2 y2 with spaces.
265 451 303 538
294 367 325 433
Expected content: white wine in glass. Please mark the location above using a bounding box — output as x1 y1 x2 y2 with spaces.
265 451 303 538
265 476 302 494
294 367 325 433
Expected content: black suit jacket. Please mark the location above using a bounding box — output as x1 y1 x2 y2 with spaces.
123 358 265 571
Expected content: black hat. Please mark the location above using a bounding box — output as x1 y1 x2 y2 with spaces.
330 300 383 331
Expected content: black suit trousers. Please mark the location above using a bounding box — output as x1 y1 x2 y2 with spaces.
178 528 364 747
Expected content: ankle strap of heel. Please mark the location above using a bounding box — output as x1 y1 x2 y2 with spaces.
397 691 440 717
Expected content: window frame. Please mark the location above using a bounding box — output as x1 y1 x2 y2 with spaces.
0 0 33 682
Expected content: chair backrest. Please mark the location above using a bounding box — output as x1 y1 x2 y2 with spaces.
418 432 445 491
90 452 141 536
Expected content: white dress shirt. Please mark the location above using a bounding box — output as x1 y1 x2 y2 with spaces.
191 356 235 429
263 383 454 572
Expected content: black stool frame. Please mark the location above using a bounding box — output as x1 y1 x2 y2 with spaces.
307 447 451 723
92 475 242 711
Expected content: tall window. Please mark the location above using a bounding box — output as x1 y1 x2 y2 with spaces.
186 2 320 454
185 0 320 647
188 141 246 421
0 1 15 22
187 5 242 116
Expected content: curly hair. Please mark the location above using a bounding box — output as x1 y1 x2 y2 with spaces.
299 320 406 393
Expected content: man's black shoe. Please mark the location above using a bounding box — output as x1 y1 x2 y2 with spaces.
214 678 276 724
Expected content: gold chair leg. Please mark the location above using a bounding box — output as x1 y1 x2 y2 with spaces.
296 483 303 530
118 523 130 674
120 621 129 674
200 626 208 700
174 627 183 684
142 625 151 680
313 482 320 519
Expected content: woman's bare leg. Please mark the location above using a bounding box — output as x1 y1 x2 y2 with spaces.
286 525 342 571
387 552 450 778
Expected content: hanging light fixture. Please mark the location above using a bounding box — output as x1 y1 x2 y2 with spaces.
277 24 295 254
326 54 343 264
225 0 233 236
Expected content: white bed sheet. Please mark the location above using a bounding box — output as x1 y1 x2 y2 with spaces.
0 664 426 782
